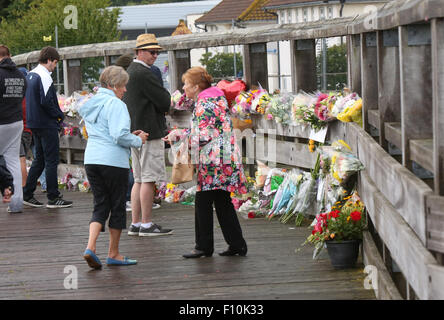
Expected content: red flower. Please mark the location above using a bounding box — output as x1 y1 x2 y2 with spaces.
328 210 340 219
350 211 362 221
248 212 255 219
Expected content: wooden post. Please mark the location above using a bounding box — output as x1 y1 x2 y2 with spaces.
168 49 191 93
432 18 444 195
349 34 362 96
291 39 317 93
63 59 82 96
399 24 433 169
360 32 378 133
243 43 268 91
104 55 112 67
377 29 401 151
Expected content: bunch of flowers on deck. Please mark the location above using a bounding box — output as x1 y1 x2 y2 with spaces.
291 92 327 130
265 92 293 124
250 89 271 115
303 191 366 258
314 92 336 122
231 91 253 119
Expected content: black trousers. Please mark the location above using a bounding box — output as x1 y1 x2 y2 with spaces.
85 164 128 232
194 189 247 253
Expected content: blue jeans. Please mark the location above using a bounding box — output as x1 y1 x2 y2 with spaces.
24 128 60 201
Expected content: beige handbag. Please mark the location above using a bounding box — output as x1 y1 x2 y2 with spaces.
171 150 194 184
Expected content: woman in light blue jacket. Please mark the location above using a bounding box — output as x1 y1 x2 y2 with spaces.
79 66 148 269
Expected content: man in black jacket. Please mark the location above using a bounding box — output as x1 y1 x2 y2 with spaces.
22 47 72 209
123 34 173 237
0 44 26 213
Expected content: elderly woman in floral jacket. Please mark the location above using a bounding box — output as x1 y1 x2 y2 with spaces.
166 66 248 258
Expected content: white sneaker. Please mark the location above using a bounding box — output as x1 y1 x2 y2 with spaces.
126 201 132 212
152 203 161 210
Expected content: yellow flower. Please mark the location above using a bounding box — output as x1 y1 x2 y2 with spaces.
347 216 351 222
330 233 335 239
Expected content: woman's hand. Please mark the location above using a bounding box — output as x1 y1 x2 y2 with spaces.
137 131 149 144
162 129 179 144
132 130 142 136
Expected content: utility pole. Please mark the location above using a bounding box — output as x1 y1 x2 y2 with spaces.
55 25 60 93
232 19 237 79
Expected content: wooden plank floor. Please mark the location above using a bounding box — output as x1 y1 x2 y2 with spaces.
0 189 375 300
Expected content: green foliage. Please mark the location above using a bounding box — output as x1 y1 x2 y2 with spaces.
0 0 121 56
317 43 347 91
199 51 243 80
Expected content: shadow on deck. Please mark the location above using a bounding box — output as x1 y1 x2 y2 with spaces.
0 190 375 300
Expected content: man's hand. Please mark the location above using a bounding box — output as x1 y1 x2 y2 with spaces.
2 187 12 203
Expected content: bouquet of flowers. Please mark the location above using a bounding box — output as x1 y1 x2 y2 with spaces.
331 91 360 117
291 92 326 130
303 191 366 259
265 92 293 124
250 89 271 115
314 92 336 122
171 90 194 111
59 90 96 118
337 98 363 126
231 91 253 119
319 140 364 185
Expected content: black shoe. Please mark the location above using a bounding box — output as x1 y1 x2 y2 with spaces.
182 249 213 259
23 197 44 208
46 197 73 208
218 247 247 257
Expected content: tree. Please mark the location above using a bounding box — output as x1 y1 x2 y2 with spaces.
0 0 121 56
199 51 243 80
316 43 347 91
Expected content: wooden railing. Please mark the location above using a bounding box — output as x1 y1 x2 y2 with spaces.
12 0 444 299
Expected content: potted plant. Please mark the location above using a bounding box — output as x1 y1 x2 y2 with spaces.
303 191 366 269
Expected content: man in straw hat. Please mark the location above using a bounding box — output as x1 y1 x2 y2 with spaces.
123 34 173 237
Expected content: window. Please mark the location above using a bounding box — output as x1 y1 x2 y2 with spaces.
320 7 325 20
295 8 298 23
303 8 308 22
281 11 286 24
328 6 333 19
311 7 315 21
288 10 292 24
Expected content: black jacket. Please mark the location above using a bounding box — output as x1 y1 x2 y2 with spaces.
0 155 14 196
26 65 64 129
123 62 171 140
0 57 26 125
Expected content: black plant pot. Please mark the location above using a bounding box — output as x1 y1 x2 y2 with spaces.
326 240 361 269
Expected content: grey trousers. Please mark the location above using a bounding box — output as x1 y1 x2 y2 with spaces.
0 121 23 212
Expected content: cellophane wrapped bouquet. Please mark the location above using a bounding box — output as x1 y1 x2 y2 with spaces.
265 92 293 124
171 90 195 111
250 89 271 115
314 92 336 122
291 92 326 130
231 91 253 120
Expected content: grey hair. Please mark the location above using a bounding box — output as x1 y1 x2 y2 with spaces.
99 66 129 88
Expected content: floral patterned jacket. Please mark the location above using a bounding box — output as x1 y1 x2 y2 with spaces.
176 87 247 194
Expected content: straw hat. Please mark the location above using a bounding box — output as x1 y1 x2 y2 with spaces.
134 33 162 50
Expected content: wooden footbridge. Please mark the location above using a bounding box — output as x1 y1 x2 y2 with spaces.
9 0 444 300
0 189 374 300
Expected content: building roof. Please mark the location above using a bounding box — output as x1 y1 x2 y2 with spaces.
113 0 221 30
195 0 276 24
264 0 387 10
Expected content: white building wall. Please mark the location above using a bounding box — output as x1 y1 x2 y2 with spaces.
276 1 387 92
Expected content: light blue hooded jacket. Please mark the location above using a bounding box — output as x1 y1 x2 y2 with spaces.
79 88 142 168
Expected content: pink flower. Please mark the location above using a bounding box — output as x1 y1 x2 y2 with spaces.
205 175 213 185
223 166 233 176
239 185 248 194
